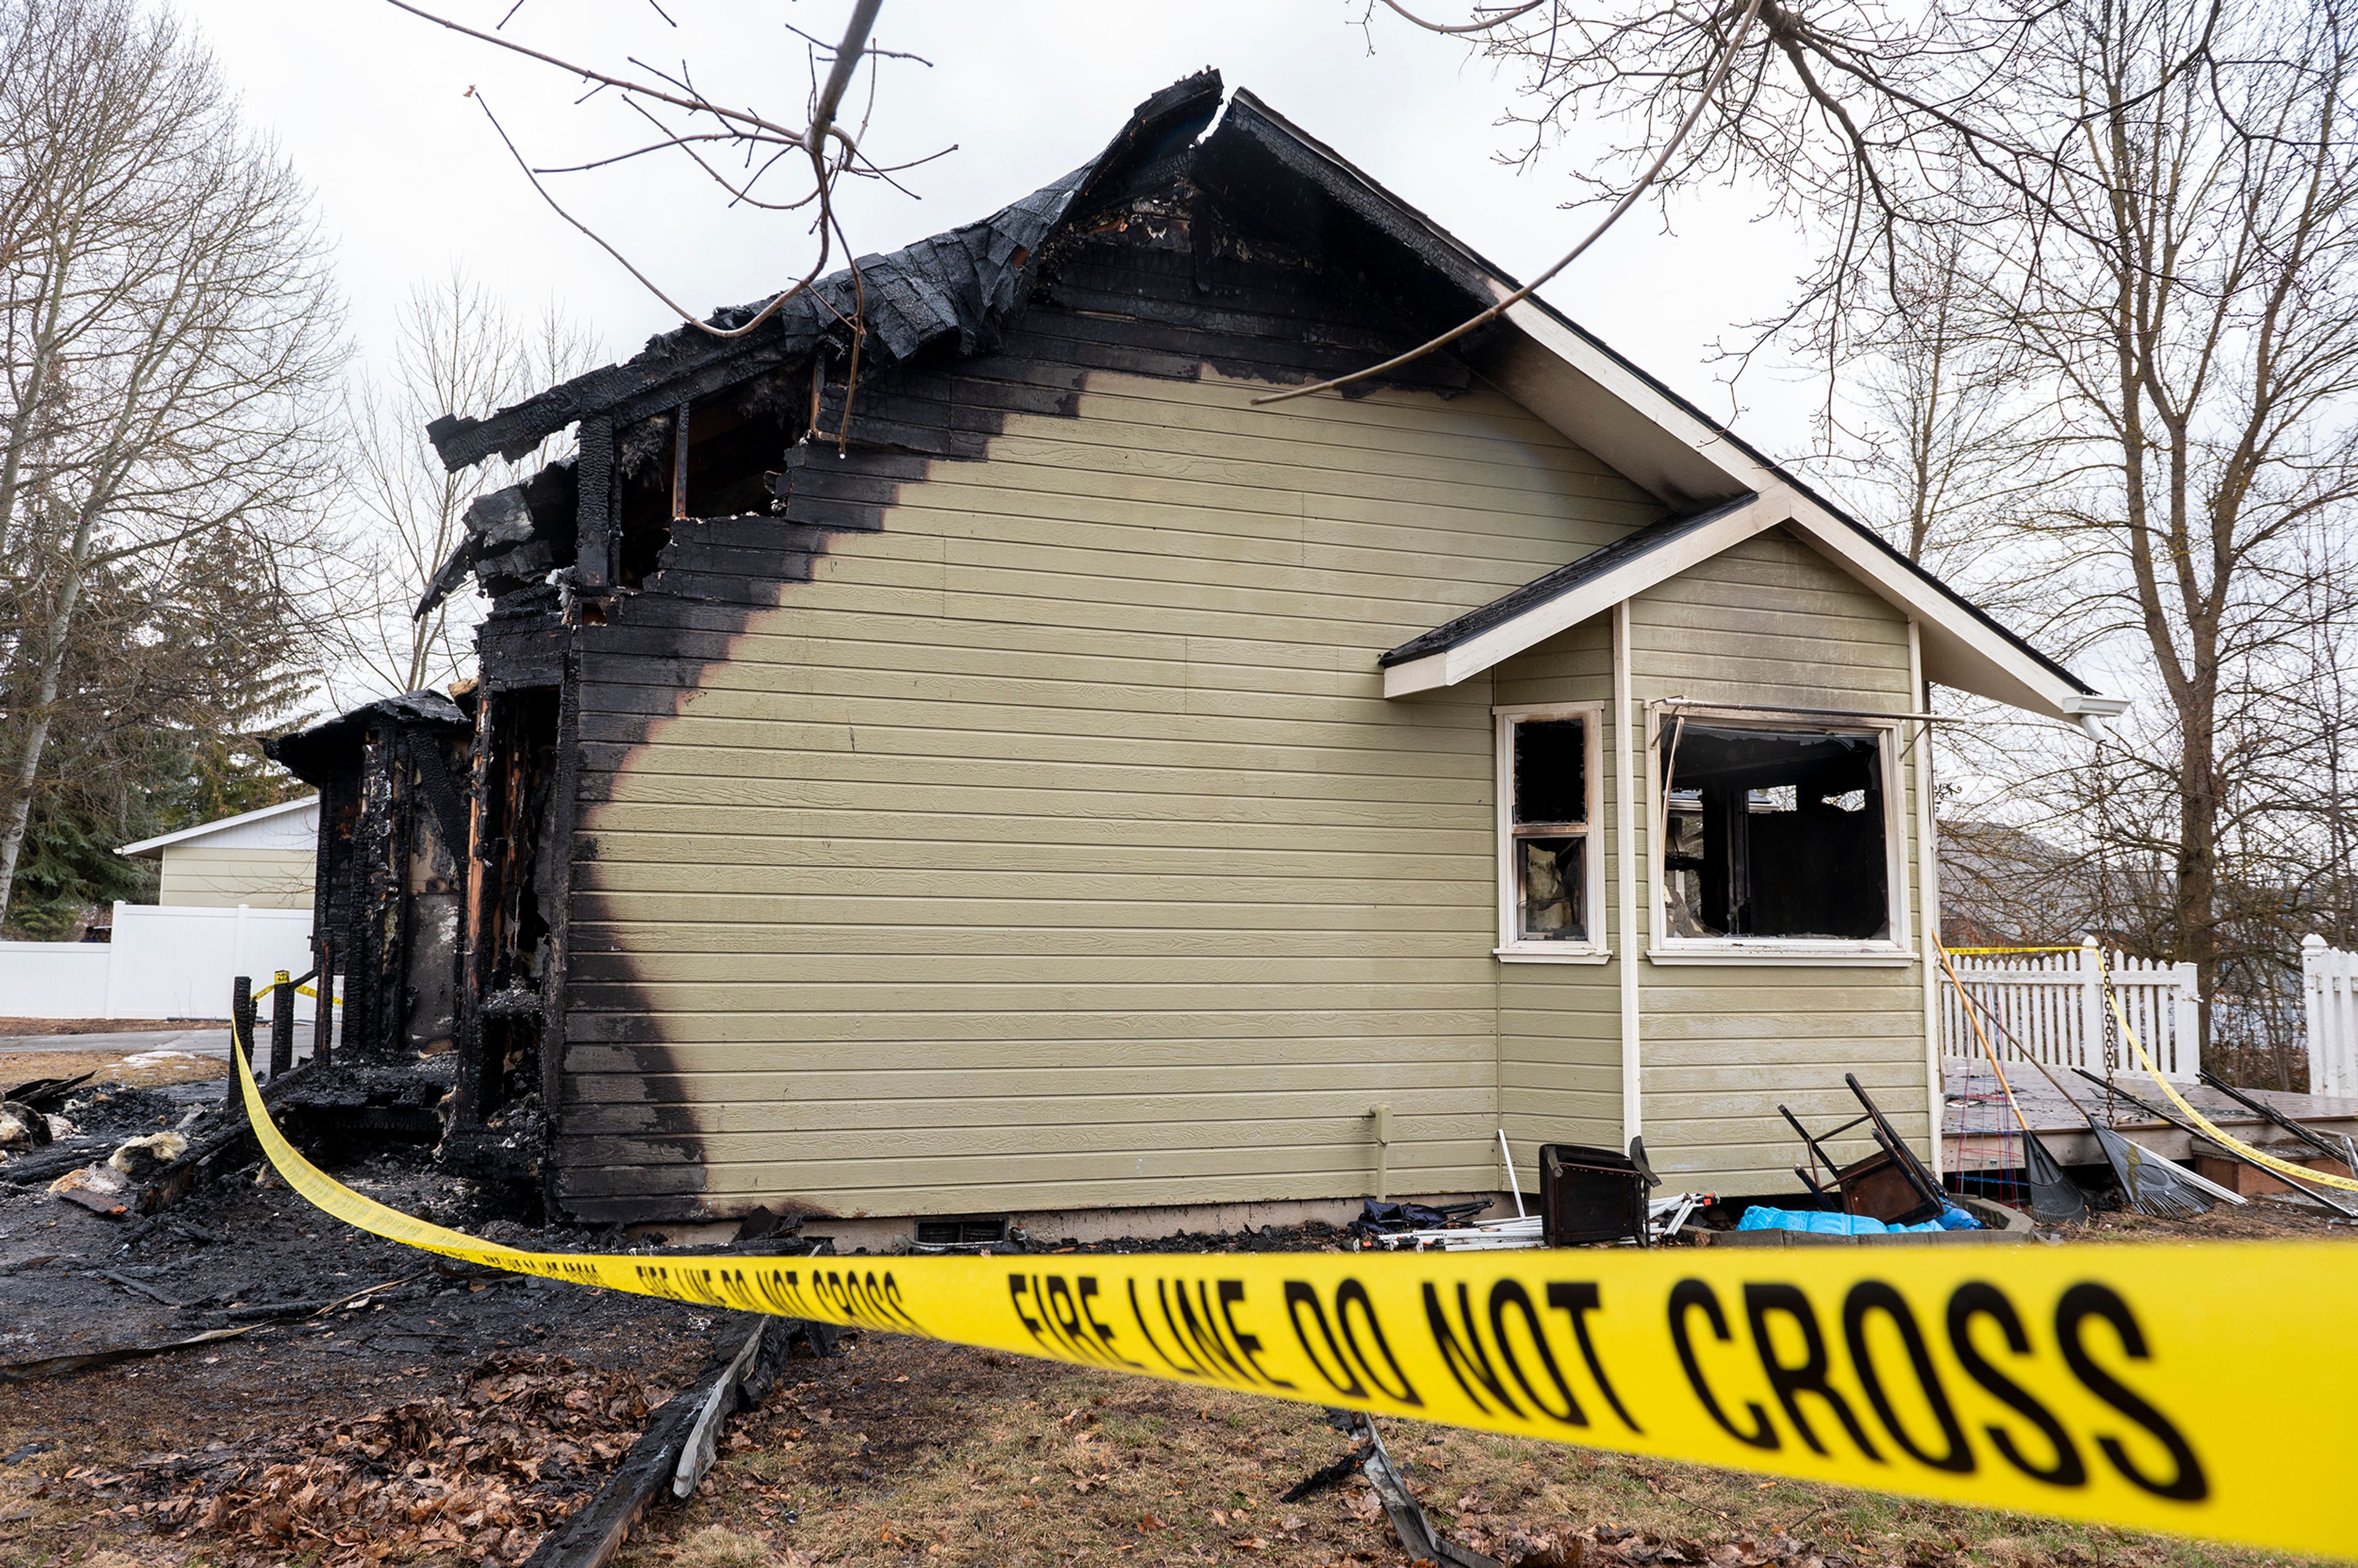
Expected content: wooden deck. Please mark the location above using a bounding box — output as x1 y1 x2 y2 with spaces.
1939 1059 2358 1172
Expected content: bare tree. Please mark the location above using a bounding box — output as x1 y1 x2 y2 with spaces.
1969 0 2358 1050
382 0 934 355
0 0 344 925
1825 221 2049 571
335 272 595 701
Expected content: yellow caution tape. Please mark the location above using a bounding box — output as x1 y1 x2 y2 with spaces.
2107 983 2358 1193
250 980 339 1004
230 1040 2358 1559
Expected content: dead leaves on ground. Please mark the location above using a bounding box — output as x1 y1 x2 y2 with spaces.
1469 1523 1851 1568
77 1351 665 1566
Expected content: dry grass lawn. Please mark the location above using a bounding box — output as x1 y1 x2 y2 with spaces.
0 1017 220 1037
617 1329 2302 1568
0 1047 226 1090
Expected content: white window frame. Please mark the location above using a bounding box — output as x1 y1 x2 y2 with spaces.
1643 702 1913 966
1493 701 1609 963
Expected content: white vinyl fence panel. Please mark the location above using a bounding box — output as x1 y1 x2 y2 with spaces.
0 942 114 1017
1941 937 2201 1081
2305 936 2358 1097
0 901 312 1020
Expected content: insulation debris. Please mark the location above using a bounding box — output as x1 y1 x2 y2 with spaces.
107 1130 190 1181
0 1100 52 1150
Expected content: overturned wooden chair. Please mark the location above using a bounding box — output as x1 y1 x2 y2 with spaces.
1778 1073 1947 1225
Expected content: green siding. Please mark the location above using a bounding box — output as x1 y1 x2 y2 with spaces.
574 371 1655 1216
576 371 1931 1217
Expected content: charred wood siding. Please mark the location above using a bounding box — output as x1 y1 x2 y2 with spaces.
550 212 1661 1222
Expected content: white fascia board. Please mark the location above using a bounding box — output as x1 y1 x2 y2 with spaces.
1497 301 1775 497
1491 299 2123 724
1382 492 1789 696
1776 513 2115 723
116 794 319 858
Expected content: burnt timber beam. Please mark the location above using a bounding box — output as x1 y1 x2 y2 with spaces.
424 73 1226 476
575 414 614 594
427 329 822 474
520 1317 792 1568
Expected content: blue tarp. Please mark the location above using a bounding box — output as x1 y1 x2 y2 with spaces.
1737 1203 1982 1235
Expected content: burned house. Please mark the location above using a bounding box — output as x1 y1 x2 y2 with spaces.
274 74 2122 1233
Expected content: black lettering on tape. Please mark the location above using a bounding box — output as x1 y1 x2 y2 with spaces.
1337 1279 1422 1407
881 1273 925 1336
1547 1283 1641 1433
1424 1281 1521 1416
2055 1284 2207 1502
1843 1282 1971 1472
1285 1281 1370 1400
1174 1279 1253 1384
1945 1283 2086 1486
1011 1275 1051 1352
1046 1276 1111 1367
1127 1279 1208 1379
1745 1284 1883 1461
1080 1278 1140 1368
847 1269 915 1332
1487 1279 1586 1427
1670 1279 1776 1450
1218 1280 1293 1389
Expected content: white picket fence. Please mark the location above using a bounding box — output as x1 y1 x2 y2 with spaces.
1942 937 2201 1081
0 901 313 1020
2305 936 2358 1097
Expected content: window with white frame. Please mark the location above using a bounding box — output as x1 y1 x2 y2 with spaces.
1495 704 1605 956
1655 710 1903 949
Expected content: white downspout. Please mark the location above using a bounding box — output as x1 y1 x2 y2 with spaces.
1614 599 1641 1146
1909 620 1945 1179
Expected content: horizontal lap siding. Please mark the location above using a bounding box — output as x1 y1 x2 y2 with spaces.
158 847 315 910
1628 527 1926 1191
566 371 1656 1217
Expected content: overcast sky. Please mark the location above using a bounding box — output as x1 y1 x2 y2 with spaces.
181 0 1818 457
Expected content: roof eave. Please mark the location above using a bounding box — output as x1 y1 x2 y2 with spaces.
1379 476 2120 726
1381 491 1787 697
1468 304 2120 722
115 794 319 859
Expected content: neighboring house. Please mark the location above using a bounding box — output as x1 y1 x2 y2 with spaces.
272 73 2122 1232
117 796 319 910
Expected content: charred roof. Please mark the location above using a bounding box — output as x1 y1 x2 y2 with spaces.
265 690 472 788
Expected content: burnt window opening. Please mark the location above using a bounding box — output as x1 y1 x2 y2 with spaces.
1659 718 1893 942
1498 708 1601 950
612 371 804 588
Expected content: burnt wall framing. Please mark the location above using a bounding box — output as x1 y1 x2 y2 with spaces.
265 695 473 1066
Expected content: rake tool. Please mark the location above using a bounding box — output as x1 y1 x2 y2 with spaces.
1935 946 2089 1224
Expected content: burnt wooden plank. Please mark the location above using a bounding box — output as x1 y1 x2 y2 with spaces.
518 1340 737 1567
638 567 812 608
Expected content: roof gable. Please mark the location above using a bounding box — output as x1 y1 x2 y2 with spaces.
419 72 2117 729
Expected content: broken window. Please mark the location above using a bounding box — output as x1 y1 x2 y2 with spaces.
1659 716 1894 942
1497 706 1602 951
